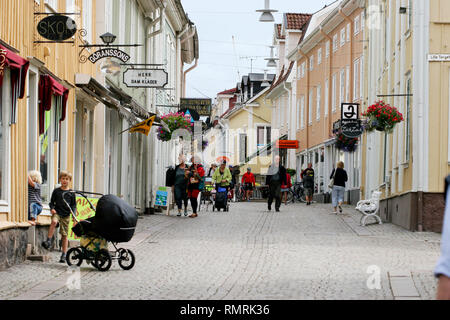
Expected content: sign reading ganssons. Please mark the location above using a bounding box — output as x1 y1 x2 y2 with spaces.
88 48 130 63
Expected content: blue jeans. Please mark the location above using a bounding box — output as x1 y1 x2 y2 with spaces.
29 202 43 219
332 186 345 208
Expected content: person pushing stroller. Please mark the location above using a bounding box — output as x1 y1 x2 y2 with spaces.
212 161 232 211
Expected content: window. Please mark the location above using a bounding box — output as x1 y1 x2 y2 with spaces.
301 62 306 78
324 79 329 117
239 134 247 163
300 96 305 129
340 69 345 104
354 59 360 100
310 55 314 71
405 77 411 161
316 84 321 121
257 126 271 146
340 28 346 46
407 0 412 31
0 70 11 201
346 66 350 102
318 48 322 65
354 16 360 35
82 0 93 43
346 23 350 42
297 64 301 79
308 90 313 125
333 34 338 52
360 56 364 100
296 99 300 130
332 74 337 112
325 41 330 58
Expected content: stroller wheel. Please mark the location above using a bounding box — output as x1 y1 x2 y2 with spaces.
118 248 136 270
94 249 112 272
66 247 83 266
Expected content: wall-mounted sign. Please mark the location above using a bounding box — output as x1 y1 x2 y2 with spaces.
123 69 168 88
37 15 77 41
340 119 363 138
341 103 359 120
180 98 212 117
88 48 130 64
0 48 6 79
428 54 450 62
276 140 299 149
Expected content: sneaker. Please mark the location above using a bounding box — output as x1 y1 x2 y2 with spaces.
268 205 271 211
339 206 343 213
42 238 52 250
177 212 182 217
59 253 66 263
275 208 280 212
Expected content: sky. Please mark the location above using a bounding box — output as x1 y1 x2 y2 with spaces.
181 0 335 99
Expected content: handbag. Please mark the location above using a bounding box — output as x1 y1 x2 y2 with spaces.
328 169 336 189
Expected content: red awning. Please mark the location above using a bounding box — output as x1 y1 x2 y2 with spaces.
0 44 30 99
38 74 70 135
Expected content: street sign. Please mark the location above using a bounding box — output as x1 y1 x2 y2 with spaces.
180 98 212 117
276 140 299 149
123 68 168 88
88 48 130 64
428 54 450 62
341 103 359 120
37 15 77 41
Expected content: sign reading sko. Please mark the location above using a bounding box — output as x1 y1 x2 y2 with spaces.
123 69 168 88
37 15 77 41
88 48 130 64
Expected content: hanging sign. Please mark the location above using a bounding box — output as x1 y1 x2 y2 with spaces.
276 140 299 149
129 116 156 136
341 119 363 138
180 98 212 117
37 15 77 41
88 48 130 64
341 103 359 120
123 69 168 88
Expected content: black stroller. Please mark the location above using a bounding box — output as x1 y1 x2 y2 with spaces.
63 191 138 272
212 185 229 212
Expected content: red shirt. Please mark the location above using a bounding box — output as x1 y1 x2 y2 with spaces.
241 172 256 186
281 173 292 189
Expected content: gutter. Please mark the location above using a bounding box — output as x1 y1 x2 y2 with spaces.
319 27 333 139
183 56 198 97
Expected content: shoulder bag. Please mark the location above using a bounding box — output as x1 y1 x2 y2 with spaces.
328 169 336 189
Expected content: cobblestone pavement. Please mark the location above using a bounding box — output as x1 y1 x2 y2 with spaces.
0 201 443 300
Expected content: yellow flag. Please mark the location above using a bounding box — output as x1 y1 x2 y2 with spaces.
129 116 156 136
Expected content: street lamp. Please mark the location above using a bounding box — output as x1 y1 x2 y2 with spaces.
261 70 270 87
256 0 278 22
100 32 117 46
265 46 279 68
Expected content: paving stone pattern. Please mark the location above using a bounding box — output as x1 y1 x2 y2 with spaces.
0 202 443 300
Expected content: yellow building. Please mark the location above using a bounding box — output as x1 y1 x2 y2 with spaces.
361 0 450 231
0 0 97 268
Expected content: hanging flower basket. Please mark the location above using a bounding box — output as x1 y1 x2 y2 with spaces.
362 100 404 133
157 112 192 142
333 127 359 153
201 139 209 150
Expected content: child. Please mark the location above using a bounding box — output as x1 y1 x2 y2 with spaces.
28 171 43 226
42 171 76 263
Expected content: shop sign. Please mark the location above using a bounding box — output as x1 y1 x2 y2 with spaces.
340 119 363 138
68 197 99 241
37 15 77 41
341 103 359 120
276 140 299 149
123 69 168 88
88 48 130 64
180 98 212 117
0 48 6 78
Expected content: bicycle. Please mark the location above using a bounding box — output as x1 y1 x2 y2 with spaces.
286 182 307 203
235 184 246 202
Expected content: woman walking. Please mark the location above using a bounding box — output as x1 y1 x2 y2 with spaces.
330 161 348 214
173 154 189 216
187 156 205 218
281 172 292 205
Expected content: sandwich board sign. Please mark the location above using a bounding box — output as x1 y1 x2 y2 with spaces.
153 186 172 215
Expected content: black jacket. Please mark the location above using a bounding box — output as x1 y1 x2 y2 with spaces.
330 168 348 187
265 164 287 185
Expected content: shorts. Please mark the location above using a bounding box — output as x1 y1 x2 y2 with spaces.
305 188 314 197
281 188 290 192
244 183 254 191
52 214 70 237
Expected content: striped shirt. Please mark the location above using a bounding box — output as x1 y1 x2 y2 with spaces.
28 183 42 205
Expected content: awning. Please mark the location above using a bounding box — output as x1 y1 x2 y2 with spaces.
38 74 69 135
0 43 30 123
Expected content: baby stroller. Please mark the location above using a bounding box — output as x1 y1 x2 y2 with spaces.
213 185 230 212
201 178 215 211
63 191 138 272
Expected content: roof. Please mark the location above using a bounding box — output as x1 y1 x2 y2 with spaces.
284 13 312 30
248 73 276 82
218 88 237 95
276 24 285 40
303 0 342 39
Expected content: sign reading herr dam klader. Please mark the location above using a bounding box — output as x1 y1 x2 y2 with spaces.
123 69 168 88
88 48 130 64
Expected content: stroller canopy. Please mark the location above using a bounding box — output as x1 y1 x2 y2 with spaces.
91 195 138 242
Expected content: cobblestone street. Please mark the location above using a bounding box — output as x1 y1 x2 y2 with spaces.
0 202 442 300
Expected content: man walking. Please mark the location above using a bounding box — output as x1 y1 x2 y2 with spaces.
241 167 256 201
265 155 287 212
301 163 315 205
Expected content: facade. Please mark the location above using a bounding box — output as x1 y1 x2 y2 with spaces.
361 0 450 232
290 0 365 203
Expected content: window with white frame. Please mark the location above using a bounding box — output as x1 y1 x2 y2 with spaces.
297 64 301 79
310 55 314 71
340 69 345 104
332 73 337 112
0 70 11 202
324 79 329 117
325 41 330 57
346 66 350 102
308 90 313 125
346 24 350 42
82 0 93 44
340 28 346 46
301 62 306 78
316 84 321 121
360 56 364 100
333 34 338 52
353 58 360 100
257 126 271 147
317 48 322 65
354 15 360 35
361 12 365 31
300 95 305 129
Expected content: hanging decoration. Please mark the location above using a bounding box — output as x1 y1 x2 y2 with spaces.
333 127 359 153
157 112 192 142
362 100 404 133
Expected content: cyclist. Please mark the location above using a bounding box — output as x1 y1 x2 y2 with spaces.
241 167 256 201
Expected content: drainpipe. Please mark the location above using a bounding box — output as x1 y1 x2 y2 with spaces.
182 26 198 98
320 27 333 139
338 6 354 102
298 48 309 154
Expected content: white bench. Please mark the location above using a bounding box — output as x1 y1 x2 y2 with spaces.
355 191 383 226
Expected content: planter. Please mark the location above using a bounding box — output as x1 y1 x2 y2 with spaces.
362 101 404 133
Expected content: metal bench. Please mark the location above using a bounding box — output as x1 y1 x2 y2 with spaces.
355 191 383 226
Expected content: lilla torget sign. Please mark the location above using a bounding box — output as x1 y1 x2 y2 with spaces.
88 48 131 64
37 15 77 41
123 69 168 88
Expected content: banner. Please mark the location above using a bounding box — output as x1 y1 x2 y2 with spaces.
68 196 99 241
129 116 156 136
